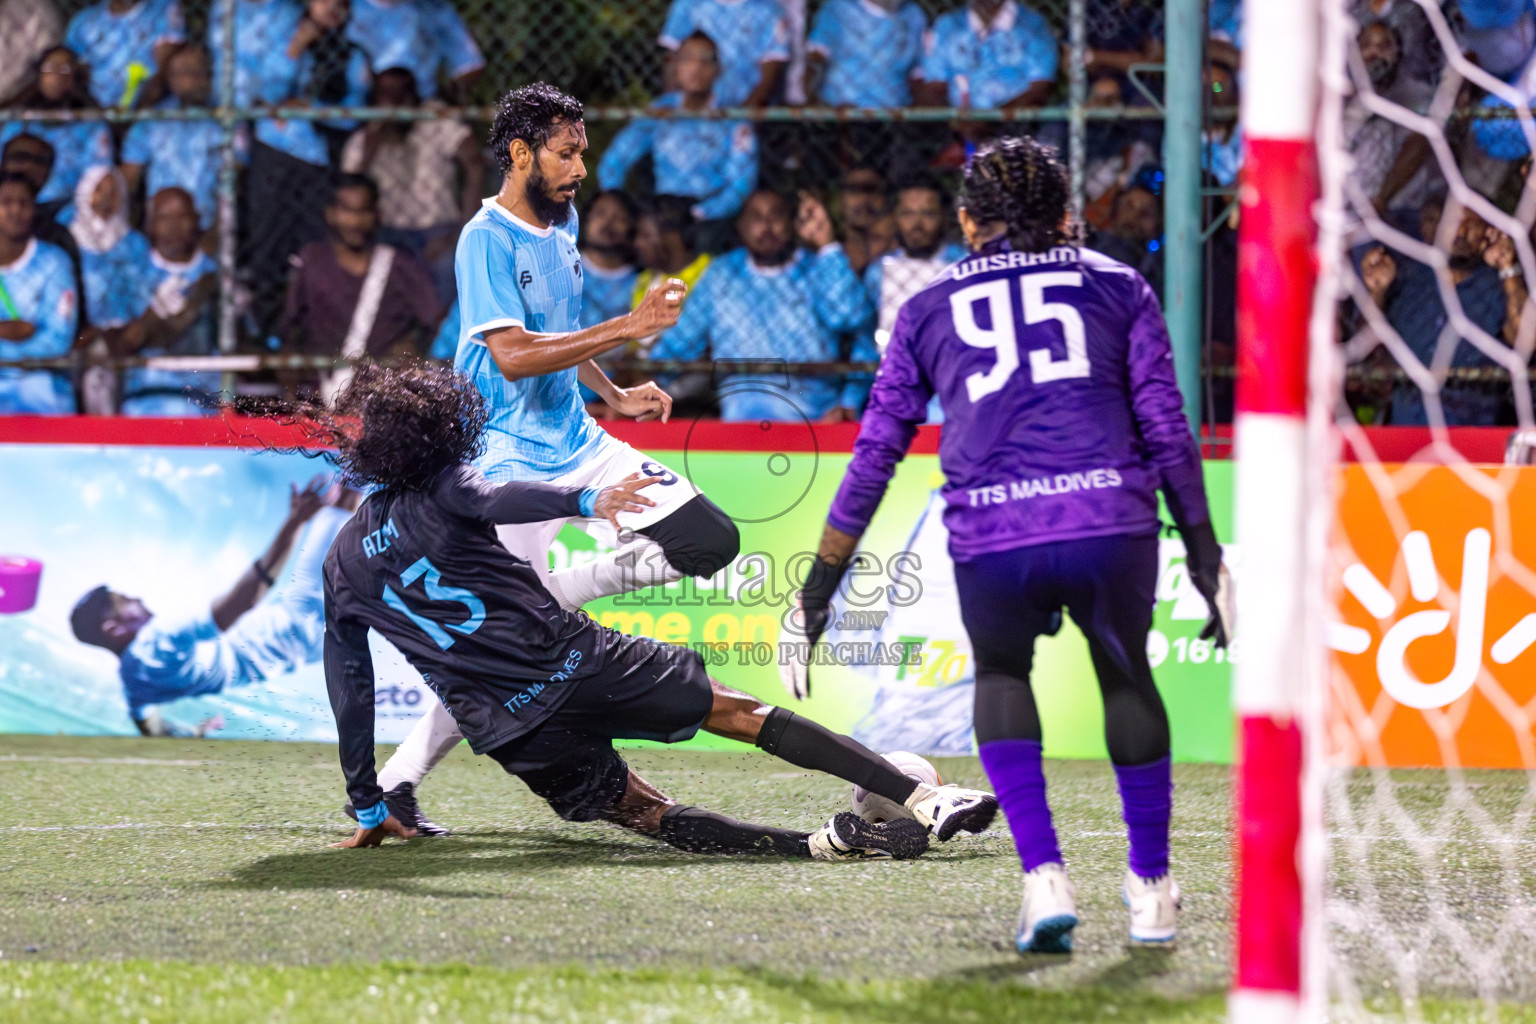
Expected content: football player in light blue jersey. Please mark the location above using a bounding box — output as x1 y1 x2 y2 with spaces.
371 83 743 830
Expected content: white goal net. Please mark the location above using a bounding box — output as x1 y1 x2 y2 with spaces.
1309 0 1536 1017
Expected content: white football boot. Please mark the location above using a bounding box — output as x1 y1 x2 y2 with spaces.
903 783 999 841
1016 862 1079 953
1123 870 1180 945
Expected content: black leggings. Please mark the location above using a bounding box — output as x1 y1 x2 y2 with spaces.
956 534 1170 767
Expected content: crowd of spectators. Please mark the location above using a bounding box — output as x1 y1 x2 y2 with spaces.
0 0 1532 425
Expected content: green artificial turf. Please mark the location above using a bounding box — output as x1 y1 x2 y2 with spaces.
2 735 1532 1022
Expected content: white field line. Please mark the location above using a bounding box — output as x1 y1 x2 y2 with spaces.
0 755 224 767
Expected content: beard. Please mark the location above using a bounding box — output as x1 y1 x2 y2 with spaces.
903 237 941 259
525 163 574 226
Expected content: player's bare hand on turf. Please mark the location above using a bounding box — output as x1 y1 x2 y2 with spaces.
1360 246 1396 304
288 474 329 524
628 279 687 335
594 472 659 530
796 192 836 250
330 814 418 848
610 380 673 423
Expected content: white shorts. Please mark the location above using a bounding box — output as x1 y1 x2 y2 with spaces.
494 434 700 580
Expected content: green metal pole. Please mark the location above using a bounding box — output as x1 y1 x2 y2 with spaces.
1163 0 1205 429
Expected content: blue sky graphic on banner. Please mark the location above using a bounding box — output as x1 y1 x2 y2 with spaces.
0 444 432 742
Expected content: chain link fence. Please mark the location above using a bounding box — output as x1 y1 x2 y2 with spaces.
0 0 1251 422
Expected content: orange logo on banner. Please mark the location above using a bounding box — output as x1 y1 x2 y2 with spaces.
1330 465 1536 769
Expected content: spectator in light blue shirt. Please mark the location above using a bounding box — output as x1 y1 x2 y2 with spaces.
658 0 790 108
1199 60 1242 188
207 0 302 106
599 32 758 226
64 0 185 108
0 47 114 209
344 0 482 101
914 0 1059 110
805 0 928 108
68 165 152 333
255 0 371 168
122 43 226 233
245 0 371 334
0 171 80 414
653 189 875 422
578 190 638 331
116 187 218 416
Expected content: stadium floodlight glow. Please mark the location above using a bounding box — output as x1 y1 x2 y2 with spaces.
1231 0 1319 1018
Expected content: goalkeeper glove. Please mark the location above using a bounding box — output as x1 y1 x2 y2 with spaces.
1180 520 1233 649
779 556 844 701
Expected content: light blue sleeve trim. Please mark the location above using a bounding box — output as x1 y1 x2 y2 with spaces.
356 801 389 829
578 488 600 518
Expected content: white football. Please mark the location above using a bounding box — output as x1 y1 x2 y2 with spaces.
851 751 942 823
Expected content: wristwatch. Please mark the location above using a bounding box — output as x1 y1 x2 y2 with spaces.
1501 265 1524 281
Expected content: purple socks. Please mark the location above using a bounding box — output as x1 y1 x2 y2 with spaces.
1113 755 1172 879
978 738 1062 871
980 741 1173 878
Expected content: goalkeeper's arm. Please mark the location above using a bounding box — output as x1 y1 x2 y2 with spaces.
1124 278 1229 645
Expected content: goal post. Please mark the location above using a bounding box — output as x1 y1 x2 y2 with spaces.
1231 0 1320 1020
1239 0 1536 1015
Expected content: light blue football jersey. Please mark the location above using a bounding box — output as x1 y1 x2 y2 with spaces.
453 198 605 481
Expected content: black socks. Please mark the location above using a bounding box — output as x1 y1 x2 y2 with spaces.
657 804 809 857
754 707 919 805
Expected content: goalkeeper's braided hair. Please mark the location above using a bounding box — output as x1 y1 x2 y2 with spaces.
960 136 1075 253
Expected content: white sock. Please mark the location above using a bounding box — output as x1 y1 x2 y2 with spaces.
377 700 464 790
548 537 683 608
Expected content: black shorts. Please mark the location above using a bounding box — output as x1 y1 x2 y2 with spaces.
485 633 713 822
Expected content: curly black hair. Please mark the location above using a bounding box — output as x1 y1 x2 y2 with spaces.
228 363 489 493
960 136 1075 253
488 82 585 178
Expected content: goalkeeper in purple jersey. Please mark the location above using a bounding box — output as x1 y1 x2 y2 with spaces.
784 137 1230 953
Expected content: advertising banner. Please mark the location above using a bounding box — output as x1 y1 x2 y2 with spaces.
0 433 1236 761
1329 465 1536 769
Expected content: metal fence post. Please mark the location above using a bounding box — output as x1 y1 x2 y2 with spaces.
1068 0 1087 222
216 0 239 372
1164 0 1206 429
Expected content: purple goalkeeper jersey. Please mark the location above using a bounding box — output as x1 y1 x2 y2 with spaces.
827 241 1210 561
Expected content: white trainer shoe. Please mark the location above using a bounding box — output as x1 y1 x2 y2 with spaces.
1123 870 1180 944
903 783 999 841
1016 862 1078 954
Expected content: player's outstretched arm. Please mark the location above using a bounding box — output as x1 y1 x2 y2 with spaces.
781 311 932 699
210 474 327 631
324 601 418 847
481 280 688 382
439 467 656 529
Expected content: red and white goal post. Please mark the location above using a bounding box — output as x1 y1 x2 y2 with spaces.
1236 0 1536 1016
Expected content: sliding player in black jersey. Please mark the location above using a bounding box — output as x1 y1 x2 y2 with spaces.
285 363 996 858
